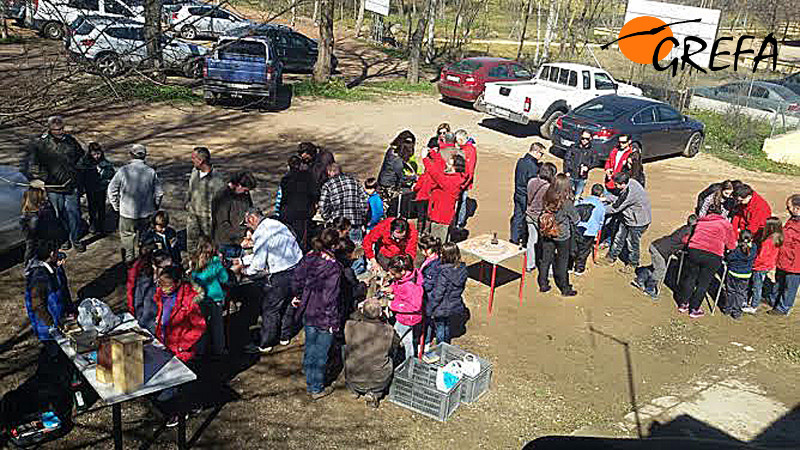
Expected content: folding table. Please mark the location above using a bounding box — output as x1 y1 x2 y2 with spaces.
53 314 197 450
458 234 528 315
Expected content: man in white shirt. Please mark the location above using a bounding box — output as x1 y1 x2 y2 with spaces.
232 207 303 354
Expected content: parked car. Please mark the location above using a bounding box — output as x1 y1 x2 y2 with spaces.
437 57 533 109
203 36 283 107
225 23 337 73
2 0 27 22
483 62 644 139
167 4 249 40
764 72 800 96
550 95 705 165
31 0 143 40
692 81 800 116
0 166 28 253
66 16 206 77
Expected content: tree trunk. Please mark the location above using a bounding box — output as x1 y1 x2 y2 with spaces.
450 0 463 49
314 0 334 82
534 0 541 64
542 0 559 62
355 0 366 36
313 0 320 25
143 0 163 73
407 0 431 83
424 0 437 63
291 0 297 27
516 0 533 60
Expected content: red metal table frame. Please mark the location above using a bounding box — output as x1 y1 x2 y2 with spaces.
458 235 528 316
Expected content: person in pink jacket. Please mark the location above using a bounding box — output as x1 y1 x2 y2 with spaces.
387 254 423 359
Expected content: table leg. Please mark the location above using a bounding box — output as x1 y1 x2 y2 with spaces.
488 264 497 315
112 403 123 450
519 252 527 305
178 414 187 450
479 260 485 284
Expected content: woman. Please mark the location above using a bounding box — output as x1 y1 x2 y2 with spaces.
425 153 467 243
20 187 64 264
624 147 646 188
291 229 342 400
77 142 115 234
278 155 317 250
677 204 737 318
427 123 450 150
525 163 557 272
537 174 580 297
697 180 734 219
378 131 417 216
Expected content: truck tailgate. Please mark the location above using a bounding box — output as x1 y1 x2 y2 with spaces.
484 80 537 113
206 56 267 84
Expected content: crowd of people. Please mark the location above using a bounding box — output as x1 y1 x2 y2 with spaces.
512 131 800 319
19 116 480 418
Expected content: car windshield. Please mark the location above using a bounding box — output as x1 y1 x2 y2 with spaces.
573 98 631 120
449 60 483 73
74 20 95 35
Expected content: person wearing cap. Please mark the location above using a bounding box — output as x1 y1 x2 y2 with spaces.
21 116 86 252
232 207 303 354
107 144 164 264
186 147 226 251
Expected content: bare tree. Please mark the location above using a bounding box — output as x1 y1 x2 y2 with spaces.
355 0 366 36
407 0 432 82
313 0 334 82
516 0 534 60
143 0 164 73
424 0 438 62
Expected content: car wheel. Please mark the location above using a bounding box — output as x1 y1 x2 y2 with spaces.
96 53 122 77
540 110 565 140
473 92 486 112
181 25 198 40
683 131 703 158
204 92 217 106
42 21 64 40
183 57 203 79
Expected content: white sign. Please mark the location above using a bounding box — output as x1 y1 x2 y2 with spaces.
365 0 390 16
624 0 721 67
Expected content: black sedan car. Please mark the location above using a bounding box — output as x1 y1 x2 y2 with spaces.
225 23 337 73
550 95 705 166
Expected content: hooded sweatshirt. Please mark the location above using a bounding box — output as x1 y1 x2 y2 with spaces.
390 269 423 326
777 217 800 273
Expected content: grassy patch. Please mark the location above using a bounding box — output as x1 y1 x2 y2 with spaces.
291 78 373 101
365 79 437 95
688 109 800 176
92 79 202 103
0 35 26 45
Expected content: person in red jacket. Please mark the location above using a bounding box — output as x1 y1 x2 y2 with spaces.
746 217 783 313
603 134 633 192
455 130 477 228
412 148 446 234
676 204 737 318
770 194 800 316
153 266 207 362
426 152 467 243
363 217 418 271
731 184 772 238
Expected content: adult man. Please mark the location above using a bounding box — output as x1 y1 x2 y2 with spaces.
186 147 226 250
234 207 303 354
319 163 369 242
564 130 596 198
454 129 477 228
212 171 256 256
107 144 163 264
344 298 400 408
21 116 86 252
362 217 418 270
603 134 633 192
510 143 543 245
601 172 652 272
24 244 74 348
731 183 772 238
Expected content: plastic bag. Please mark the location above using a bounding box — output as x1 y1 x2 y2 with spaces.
77 298 121 334
436 360 463 393
461 353 481 377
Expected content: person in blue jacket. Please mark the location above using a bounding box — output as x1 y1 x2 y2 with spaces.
571 184 607 275
723 230 758 320
428 242 468 345
510 143 544 245
24 244 74 352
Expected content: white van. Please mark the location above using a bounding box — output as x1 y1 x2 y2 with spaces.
32 0 144 40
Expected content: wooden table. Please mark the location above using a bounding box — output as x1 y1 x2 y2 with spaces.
53 314 197 450
458 234 528 315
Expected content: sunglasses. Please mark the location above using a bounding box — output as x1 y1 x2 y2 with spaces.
580 136 591 140
619 140 629 145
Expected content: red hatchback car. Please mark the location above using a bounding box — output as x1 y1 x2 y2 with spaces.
438 57 534 108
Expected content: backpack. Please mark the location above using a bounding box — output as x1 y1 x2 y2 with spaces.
539 209 560 239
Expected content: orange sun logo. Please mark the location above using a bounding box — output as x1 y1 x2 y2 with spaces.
617 16 675 64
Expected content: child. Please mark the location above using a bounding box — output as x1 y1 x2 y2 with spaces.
292 229 342 400
20 187 63 265
633 214 697 299
141 211 181 266
127 241 158 334
78 142 115 234
747 217 783 313
335 236 367 318
154 266 206 362
723 230 757 320
365 177 384 231
769 194 800 316
419 235 442 348
428 242 467 345
572 184 607 276
387 254 424 360
331 216 352 241
190 236 229 357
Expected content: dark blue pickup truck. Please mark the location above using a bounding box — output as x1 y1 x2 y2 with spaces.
203 36 283 107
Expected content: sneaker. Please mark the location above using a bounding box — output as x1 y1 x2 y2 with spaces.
364 393 380 408
766 309 788 316
421 351 440 364
677 303 689 313
741 306 757 314
539 285 552 293
279 339 291 346
561 289 578 297
730 312 743 320
310 386 334 401
258 346 273 354
689 309 705 319
644 286 659 300
630 279 645 291
243 344 271 354
573 270 585 277
166 414 186 428
73 241 86 253
351 391 362 400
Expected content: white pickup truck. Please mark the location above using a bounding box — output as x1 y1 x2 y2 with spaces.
483 62 643 139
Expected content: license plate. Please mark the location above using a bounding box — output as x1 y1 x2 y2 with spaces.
561 138 574 147
446 75 460 82
229 83 252 89
493 108 511 119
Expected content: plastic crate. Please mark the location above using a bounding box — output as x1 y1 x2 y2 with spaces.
434 343 492 403
388 357 462 422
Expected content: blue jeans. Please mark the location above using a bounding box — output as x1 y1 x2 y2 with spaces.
456 191 469 228
48 190 81 244
774 270 800 314
571 178 587 199
351 257 367 275
609 222 648 267
433 317 450 344
303 325 334 393
510 194 527 245
749 270 774 308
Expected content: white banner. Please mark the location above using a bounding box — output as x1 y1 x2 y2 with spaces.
365 0 390 16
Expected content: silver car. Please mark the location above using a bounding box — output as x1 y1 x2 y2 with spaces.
693 81 800 117
0 166 28 253
66 16 207 77
167 4 249 40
